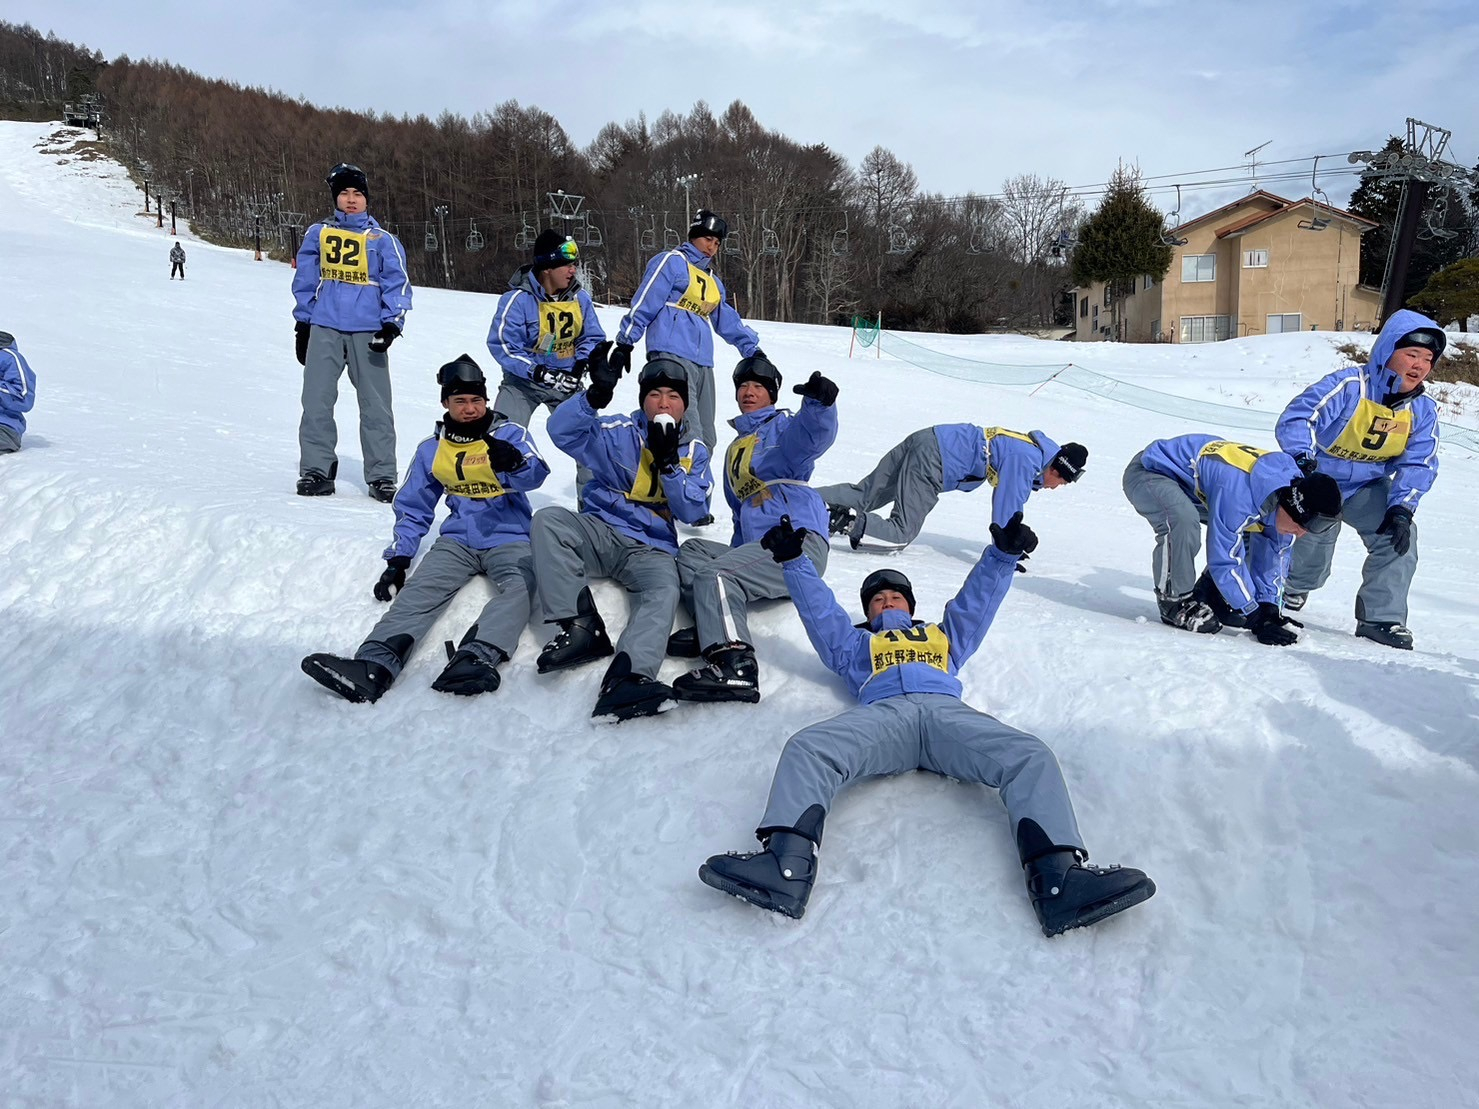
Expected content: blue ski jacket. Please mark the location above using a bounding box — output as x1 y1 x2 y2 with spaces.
614 243 759 367
1275 308 1441 511
486 266 606 380
384 418 549 560
292 211 412 334
933 424 1063 528
547 392 713 556
1140 433 1302 613
0 334 36 436
781 543 1020 706
721 401 838 546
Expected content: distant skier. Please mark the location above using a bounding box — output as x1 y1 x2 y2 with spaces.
292 162 412 501
301 355 548 702
612 209 762 452
699 512 1156 937
818 424 1087 550
1276 309 1444 650
169 242 186 280
0 330 36 454
1123 433 1342 645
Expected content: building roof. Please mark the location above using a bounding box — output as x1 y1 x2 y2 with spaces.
1214 195 1376 238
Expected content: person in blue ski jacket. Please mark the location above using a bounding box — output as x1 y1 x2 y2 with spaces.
669 355 839 704
698 512 1156 937
818 423 1087 550
1123 433 1343 644
1275 308 1444 650
486 230 606 427
611 210 761 451
292 162 413 501
0 331 37 454
530 344 713 722
301 355 547 703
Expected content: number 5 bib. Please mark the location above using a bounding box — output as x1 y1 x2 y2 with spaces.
1327 398 1412 463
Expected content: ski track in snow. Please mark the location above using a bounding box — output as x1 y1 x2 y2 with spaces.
2 122 1478 1108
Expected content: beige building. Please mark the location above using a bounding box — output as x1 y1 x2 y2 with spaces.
1071 191 1383 343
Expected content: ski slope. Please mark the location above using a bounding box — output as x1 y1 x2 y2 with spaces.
2 121 1477 1108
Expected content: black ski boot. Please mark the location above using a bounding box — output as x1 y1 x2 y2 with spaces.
430 643 504 695
1356 620 1414 650
590 652 677 722
673 643 760 703
699 831 817 919
826 503 856 537
1283 591 1308 613
1025 849 1156 937
301 653 393 704
1193 570 1247 628
296 461 338 497
666 626 702 658
1157 595 1222 634
368 478 396 503
537 587 614 673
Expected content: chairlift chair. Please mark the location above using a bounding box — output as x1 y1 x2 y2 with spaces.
1160 184 1189 246
424 226 439 252
585 217 604 248
514 215 536 251
832 212 850 256
640 214 656 251
662 211 681 250
760 210 781 256
1298 157 1332 231
723 229 743 256
886 225 913 255
465 221 485 252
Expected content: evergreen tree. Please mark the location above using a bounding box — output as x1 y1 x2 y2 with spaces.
1409 257 1479 332
1347 136 1466 300
1069 163 1171 339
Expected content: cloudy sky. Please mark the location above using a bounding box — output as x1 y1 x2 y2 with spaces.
13 0 1479 217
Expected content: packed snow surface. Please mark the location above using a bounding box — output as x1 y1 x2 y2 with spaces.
3 123 1477 1108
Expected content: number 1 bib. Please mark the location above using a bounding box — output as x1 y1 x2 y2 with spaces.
319 227 370 285
432 437 507 499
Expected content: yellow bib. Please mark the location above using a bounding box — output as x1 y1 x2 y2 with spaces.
725 434 770 506
983 426 1038 487
537 301 584 360
674 263 721 317
869 624 951 677
319 226 371 285
627 448 695 505
1194 440 1270 525
1327 398 1412 463
431 436 507 499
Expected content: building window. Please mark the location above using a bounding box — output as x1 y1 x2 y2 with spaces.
1152 318 1161 341
1181 254 1216 283
1103 285 1111 306
1143 274 1155 290
1180 315 1230 343
1080 296 1088 319
1266 313 1302 334
1244 249 1269 268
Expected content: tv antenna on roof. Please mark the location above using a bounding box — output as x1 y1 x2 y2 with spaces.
1244 140 1272 192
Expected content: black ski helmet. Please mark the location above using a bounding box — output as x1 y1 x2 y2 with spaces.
326 162 369 201
860 568 915 614
689 209 728 242
733 354 782 401
437 354 487 400
637 357 689 408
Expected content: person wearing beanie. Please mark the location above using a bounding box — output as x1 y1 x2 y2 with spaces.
529 342 713 722
301 355 549 703
667 354 839 704
0 331 36 454
292 162 413 501
1274 308 1445 649
1123 433 1342 645
169 242 186 280
818 424 1086 552
611 208 762 453
698 511 1156 937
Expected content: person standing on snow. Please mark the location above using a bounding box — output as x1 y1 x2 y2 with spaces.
667 354 839 705
0 331 37 454
1275 309 1444 650
818 424 1087 551
169 242 186 280
699 512 1156 937
301 355 548 703
1123 433 1342 645
292 162 412 502
530 344 713 723
611 210 762 452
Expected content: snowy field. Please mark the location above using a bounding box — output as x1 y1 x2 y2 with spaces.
3 121 1478 1108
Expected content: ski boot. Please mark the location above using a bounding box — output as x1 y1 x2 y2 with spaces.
1356 621 1414 650
1024 849 1156 937
301 653 392 704
537 587 614 673
1283 591 1308 613
367 478 396 504
826 504 856 537
590 653 677 722
666 626 703 658
1157 595 1221 634
296 461 338 497
430 643 504 695
673 643 760 704
699 831 817 919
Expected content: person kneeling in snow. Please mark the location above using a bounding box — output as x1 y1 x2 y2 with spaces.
699 513 1156 937
1123 434 1342 645
0 331 36 454
301 355 548 702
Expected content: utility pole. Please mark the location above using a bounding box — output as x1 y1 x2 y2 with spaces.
676 173 699 226
185 168 195 215
156 193 164 229
169 200 177 235
434 204 451 286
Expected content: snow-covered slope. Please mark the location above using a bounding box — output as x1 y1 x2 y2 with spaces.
3 122 1477 1108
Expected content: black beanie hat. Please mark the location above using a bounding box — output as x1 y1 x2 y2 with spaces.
638 357 689 408
1392 326 1446 362
860 568 916 615
1050 442 1088 483
437 354 488 401
1278 472 1342 532
327 162 369 201
689 209 728 242
532 229 578 271
732 354 782 402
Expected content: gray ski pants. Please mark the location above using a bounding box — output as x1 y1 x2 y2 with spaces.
650 350 716 451
758 692 1084 852
357 537 535 677
1286 477 1417 624
0 425 20 453
530 506 679 680
677 531 830 652
299 325 397 483
1122 451 1206 600
815 428 945 547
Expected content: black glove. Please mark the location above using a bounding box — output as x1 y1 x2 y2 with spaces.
990 511 1040 559
1248 602 1300 647
1296 454 1319 477
294 322 311 366
608 342 634 377
486 436 524 473
792 371 839 407
373 556 411 602
367 323 400 354
760 515 808 563
572 357 590 377
1376 506 1413 556
751 347 767 361
646 417 681 471
533 365 581 395
584 341 621 410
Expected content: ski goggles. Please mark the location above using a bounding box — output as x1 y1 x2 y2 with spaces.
1301 510 1341 535
537 237 579 266
436 356 486 388
690 210 728 241
732 354 781 393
